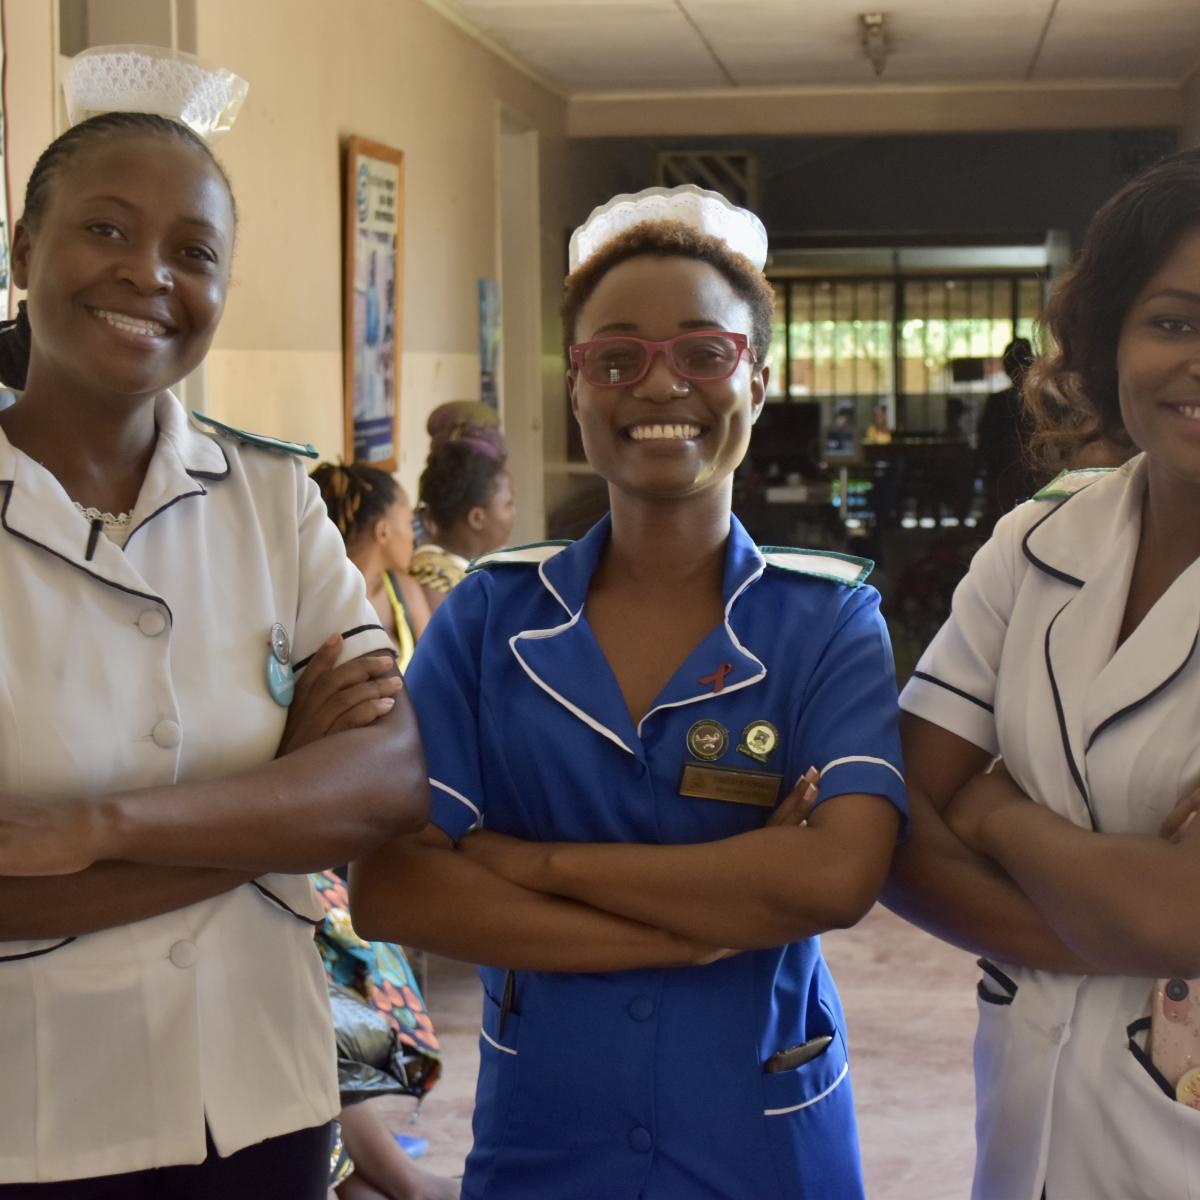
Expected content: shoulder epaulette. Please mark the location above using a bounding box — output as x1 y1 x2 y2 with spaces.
1033 466 1117 500
468 540 572 572
191 411 319 460
760 546 873 587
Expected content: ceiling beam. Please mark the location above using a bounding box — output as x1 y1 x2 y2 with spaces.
568 80 1183 138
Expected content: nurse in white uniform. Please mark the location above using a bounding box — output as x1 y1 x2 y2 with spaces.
889 146 1200 1200
0 52 428 1198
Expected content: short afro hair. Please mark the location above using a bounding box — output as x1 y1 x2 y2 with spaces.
561 219 774 365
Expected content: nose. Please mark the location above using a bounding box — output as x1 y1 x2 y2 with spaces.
116 244 174 294
632 349 689 400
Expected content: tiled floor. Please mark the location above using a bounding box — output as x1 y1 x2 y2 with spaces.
380 905 979 1197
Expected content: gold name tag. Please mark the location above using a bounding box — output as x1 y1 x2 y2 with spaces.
678 763 783 808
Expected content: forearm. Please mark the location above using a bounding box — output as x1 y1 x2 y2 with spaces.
884 787 1092 972
530 798 897 950
0 863 252 940
98 701 429 874
350 839 723 973
979 804 1200 977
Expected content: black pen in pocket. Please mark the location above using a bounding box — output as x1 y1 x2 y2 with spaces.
763 1034 833 1073
498 969 515 1039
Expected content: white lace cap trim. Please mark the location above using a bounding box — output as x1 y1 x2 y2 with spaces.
569 185 768 272
64 44 248 142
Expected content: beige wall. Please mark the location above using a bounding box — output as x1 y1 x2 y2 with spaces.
192 0 569 518
7 1 57 211
1184 67 1200 148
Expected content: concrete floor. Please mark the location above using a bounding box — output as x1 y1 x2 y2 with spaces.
379 905 979 1198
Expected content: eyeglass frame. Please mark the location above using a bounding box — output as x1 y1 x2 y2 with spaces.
568 330 756 388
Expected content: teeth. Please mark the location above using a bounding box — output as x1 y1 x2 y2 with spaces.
629 423 702 441
1180 405 1200 420
94 309 167 337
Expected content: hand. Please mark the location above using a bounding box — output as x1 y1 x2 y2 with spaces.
1161 785 1200 844
277 635 403 757
457 828 549 890
944 761 1029 853
0 789 107 876
768 766 820 827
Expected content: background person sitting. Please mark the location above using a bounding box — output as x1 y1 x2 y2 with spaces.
313 463 430 667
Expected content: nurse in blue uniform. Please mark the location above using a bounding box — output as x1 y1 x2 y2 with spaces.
352 185 907 1200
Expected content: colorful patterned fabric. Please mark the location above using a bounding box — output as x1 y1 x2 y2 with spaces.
409 543 467 595
312 870 441 1095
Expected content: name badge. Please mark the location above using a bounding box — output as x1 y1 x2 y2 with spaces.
678 763 783 809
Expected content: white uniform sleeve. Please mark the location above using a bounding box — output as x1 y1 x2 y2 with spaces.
898 504 1031 756
290 464 393 670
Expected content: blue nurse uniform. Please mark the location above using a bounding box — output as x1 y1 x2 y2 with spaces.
404 514 907 1200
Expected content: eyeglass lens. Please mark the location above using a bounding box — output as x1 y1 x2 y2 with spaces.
581 333 741 385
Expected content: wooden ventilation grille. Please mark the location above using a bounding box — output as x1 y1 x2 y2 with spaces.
657 151 759 210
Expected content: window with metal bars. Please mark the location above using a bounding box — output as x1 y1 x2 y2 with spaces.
765 274 1045 433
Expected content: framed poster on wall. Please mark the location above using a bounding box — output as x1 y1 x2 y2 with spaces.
343 137 404 467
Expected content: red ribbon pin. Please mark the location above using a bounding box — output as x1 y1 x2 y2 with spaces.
698 662 733 694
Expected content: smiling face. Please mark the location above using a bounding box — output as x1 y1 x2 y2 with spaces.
568 254 767 501
1116 225 1200 484
11 132 234 404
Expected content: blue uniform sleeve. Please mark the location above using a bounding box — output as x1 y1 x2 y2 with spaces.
791 586 908 837
403 574 489 842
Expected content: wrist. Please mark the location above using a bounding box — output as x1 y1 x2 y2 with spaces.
92 793 132 861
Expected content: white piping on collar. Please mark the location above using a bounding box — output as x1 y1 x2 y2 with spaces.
635 558 768 737
509 611 636 756
537 555 574 619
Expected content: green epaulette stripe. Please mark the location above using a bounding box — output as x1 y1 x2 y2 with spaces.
760 545 874 587
469 540 573 571
192 411 319 459
1033 466 1116 500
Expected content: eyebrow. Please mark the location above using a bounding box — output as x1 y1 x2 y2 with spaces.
1141 287 1200 305
591 318 727 336
81 194 226 237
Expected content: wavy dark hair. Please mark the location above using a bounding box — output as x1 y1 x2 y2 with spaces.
418 439 507 532
1024 147 1200 472
311 462 402 544
0 112 235 390
561 218 775 364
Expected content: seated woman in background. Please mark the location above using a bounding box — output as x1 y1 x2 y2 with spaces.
314 463 431 666
352 185 907 1200
410 409 516 612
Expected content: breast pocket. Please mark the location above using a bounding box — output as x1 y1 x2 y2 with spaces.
760 1002 864 1198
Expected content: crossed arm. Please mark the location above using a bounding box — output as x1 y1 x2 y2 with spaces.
885 712 1200 978
0 640 427 941
351 780 900 973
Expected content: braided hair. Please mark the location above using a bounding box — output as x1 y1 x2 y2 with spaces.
311 462 401 545
0 112 236 390
418 439 508 533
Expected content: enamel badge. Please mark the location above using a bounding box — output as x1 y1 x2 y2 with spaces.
267 622 295 707
738 720 779 764
686 718 729 762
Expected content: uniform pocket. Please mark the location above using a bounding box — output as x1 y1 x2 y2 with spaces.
472 985 523 1154
761 1003 864 1198
0 936 76 964
977 958 1018 1006
252 873 325 926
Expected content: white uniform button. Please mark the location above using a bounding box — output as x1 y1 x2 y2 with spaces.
152 720 181 749
137 609 167 637
169 940 198 969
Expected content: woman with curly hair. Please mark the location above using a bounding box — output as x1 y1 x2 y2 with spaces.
889 147 1200 1199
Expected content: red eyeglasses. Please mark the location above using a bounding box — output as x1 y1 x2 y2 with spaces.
569 330 755 388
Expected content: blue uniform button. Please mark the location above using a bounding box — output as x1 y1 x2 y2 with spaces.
628 1127 652 1153
627 995 655 1021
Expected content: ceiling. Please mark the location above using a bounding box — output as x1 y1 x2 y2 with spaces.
431 0 1200 95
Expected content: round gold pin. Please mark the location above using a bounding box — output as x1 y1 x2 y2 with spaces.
1177 1067 1200 1110
686 719 729 762
738 720 779 764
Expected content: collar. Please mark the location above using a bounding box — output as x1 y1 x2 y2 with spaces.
0 392 229 612
1023 456 1144 588
512 514 768 755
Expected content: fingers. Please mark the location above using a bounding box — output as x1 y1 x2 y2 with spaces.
768 766 820 827
322 675 404 733
290 633 342 704
301 647 398 710
1160 789 1200 840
